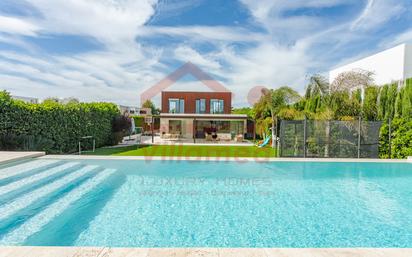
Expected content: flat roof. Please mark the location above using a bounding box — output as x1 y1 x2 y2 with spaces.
161 91 231 93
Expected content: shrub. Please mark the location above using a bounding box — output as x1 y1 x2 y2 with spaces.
132 115 145 127
390 118 412 159
362 86 379 121
111 115 132 145
380 118 412 159
0 91 120 153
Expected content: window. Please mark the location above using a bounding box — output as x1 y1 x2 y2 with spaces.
195 99 206 114
210 99 224 114
179 99 184 113
169 99 184 113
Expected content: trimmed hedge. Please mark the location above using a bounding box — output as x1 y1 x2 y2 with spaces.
378 78 412 158
0 91 120 153
132 115 145 127
380 118 412 159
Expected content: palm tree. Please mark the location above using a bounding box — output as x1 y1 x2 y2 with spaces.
255 87 301 148
305 74 329 98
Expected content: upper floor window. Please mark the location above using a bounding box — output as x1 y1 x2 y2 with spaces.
210 99 224 114
169 99 184 113
195 99 206 114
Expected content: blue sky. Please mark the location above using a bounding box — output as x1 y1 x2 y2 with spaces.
0 0 411 107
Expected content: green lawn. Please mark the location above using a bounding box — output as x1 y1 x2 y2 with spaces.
86 144 277 158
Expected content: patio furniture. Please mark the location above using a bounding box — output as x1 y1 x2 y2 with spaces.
161 133 181 141
217 133 231 141
235 134 244 142
205 133 213 141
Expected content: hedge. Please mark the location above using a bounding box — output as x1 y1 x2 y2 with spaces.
378 78 412 158
0 91 120 153
132 115 145 127
380 118 412 159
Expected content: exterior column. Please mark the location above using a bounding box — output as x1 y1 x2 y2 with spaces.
151 116 154 144
193 118 196 143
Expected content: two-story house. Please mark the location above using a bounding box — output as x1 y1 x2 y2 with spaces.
159 91 248 142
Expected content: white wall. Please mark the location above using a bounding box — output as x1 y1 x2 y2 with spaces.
329 44 408 85
404 44 412 80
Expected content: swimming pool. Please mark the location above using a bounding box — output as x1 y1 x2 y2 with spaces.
0 157 411 247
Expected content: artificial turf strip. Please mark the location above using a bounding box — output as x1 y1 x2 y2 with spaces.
86 145 277 158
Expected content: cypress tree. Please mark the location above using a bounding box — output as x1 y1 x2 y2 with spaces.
363 86 379 121
378 84 388 121
402 78 412 120
386 83 398 121
395 86 403 118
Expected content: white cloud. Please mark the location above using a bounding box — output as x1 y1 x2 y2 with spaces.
218 43 310 105
0 0 411 108
24 0 157 44
350 0 404 30
174 46 221 70
0 15 40 36
137 25 265 43
390 29 412 46
0 0 163 105
239 0 353 38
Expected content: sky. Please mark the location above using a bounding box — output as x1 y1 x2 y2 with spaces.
0 0 412 107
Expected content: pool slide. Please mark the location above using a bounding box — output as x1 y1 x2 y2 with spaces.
257 136 271 148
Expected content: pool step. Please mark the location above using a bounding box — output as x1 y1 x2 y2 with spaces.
0 165 99 221
0 162 81 198
0 168 116 245
0 160 60 183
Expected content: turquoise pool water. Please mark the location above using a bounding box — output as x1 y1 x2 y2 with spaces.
0 158 411 247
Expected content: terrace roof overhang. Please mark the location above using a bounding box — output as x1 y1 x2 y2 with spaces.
159 113 248 120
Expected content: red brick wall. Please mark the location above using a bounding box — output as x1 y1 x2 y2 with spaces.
161 91 232 114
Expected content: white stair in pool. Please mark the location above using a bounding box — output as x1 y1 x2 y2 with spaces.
0 164 100 221
0 162 80 197
0 160 60 181
0 168 116 245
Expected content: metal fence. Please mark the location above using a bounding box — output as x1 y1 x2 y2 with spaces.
279 118 382 158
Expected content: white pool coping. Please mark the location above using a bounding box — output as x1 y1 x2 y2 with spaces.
41 154 412 163
0 246 411 257
0 151 46 165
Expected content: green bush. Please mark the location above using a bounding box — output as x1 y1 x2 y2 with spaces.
362 86 379 121
402 78 412 119
132 115 145 127
379 118 412 159
390 118 412 159
0 91 121 153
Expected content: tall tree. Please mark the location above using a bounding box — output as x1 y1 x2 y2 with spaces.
378 84 389 121
330 69 375 93
304 74 330 113
363 86 379 121
142 99 159 115
402 78 412 120
254 87 301 148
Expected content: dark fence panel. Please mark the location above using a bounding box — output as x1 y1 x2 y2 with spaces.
279 120 305 157
279 119 382 158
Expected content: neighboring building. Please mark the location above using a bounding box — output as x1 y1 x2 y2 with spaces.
11 95 39 104
329 43 412 85
160 91 248 141
61 97 80 104
118 105 152 116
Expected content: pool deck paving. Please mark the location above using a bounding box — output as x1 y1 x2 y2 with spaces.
0 247 411 257
0 151 45 165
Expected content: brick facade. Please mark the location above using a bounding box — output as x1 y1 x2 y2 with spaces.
161 91 232 114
